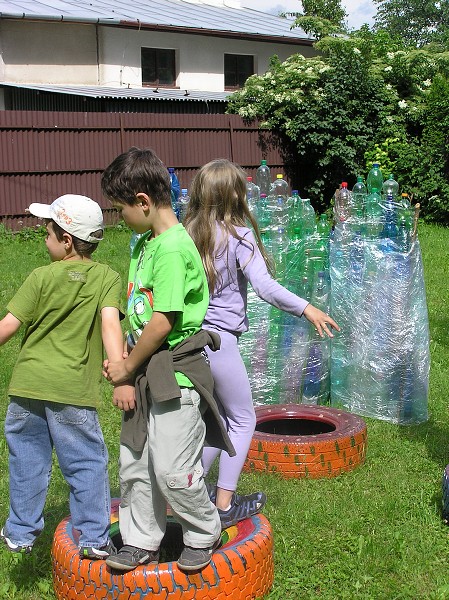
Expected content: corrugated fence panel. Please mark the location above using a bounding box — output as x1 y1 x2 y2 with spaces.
0 111 286 229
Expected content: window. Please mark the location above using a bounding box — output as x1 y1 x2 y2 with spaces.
224 54 254 90
141 48 176 87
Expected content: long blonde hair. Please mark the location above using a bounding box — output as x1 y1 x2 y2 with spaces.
184 158 274 293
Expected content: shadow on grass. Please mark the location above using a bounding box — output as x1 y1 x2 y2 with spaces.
397 416 449 465
395 415 449 519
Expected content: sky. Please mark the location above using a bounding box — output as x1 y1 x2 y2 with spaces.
241 0 376 31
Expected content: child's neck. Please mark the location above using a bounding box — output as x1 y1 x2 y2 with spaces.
150 207 179 238
62 251 91 262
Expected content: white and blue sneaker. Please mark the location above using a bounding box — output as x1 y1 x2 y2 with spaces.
0 527 33 554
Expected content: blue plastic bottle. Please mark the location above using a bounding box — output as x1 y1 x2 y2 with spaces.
168 167 180 216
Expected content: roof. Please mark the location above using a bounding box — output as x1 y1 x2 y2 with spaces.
0 0 311 42
1 82 231 103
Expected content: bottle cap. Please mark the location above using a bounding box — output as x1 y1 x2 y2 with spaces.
261 160 267 165
276 174 283 179
247 176 252 181
341 182 348 188
168 167 175 173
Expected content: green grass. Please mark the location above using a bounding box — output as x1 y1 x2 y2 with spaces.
0 222 448 599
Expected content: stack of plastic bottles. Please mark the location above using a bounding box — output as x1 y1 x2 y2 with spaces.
330 165 430 424
240 161 332 406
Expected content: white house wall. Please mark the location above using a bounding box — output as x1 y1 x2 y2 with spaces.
0 19 314 91
99 27 314 91
0 21 99 84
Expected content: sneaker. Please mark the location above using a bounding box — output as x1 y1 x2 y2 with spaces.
0 528 33 554
105 545 159 572
79 539 116 560
177 537 221 572
218 491 267 529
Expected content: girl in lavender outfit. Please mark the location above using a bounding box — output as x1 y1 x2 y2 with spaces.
184 159 340 528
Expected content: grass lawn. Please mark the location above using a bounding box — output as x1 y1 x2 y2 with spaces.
0 222 448 599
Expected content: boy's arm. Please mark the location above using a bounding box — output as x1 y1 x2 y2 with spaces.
100 306 135 411
0 313 22 345
105 311 175 385
101 306 125 362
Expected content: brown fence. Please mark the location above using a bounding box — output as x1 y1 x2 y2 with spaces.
0 111 286 229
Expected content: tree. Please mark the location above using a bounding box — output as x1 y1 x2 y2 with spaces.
227 30 449 221
289 0 348 40
373 0 449 47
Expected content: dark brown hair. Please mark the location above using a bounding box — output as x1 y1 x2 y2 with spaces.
101 146 171 207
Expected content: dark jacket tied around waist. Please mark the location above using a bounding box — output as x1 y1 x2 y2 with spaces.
120 329 235 458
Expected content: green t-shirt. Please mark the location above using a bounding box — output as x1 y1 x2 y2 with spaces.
7 261 122 408
128 224 209 387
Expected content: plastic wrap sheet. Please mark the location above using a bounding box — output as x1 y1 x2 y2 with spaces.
330 226 430 424
240 234 331 406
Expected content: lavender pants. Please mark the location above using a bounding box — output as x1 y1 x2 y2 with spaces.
202 329 256 492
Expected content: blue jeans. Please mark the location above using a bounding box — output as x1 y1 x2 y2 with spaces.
3 397 110 548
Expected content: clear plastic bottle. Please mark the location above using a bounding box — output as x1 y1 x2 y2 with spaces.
397 208 413 253
366 163 383 194
381 193 398 241
287 190 301 237
301 198 316 237
364 188 383 239
302 271 329 404
271 173 289 197
256 160 271 196
257 193 271 246
382 174 400 199
316 213 330 238
334 182 351 223
350 231 365 286
352 176 367 223
246 176 260 216
271 225 288 281
400 192 411 209
270 175 289 231
177 188 190 223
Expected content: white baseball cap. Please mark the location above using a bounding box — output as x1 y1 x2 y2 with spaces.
28 194 104 243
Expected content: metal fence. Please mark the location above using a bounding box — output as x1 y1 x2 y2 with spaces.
0 111 286 229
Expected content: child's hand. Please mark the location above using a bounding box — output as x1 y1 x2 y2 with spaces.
105 359 132 384
303 304 340 338
113 382 135 411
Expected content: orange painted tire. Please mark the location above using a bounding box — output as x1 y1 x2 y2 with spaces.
52 499 274 599
244 403 367 479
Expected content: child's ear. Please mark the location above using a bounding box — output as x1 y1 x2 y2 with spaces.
62 232 73 248
135 193 152 210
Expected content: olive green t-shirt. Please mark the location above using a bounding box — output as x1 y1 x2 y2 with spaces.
7 260 122 408
128 224 209 388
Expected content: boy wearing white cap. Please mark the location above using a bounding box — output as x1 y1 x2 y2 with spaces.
0 194 128 559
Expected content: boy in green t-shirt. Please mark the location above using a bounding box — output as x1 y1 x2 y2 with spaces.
0 194 127 559
101 147 225 572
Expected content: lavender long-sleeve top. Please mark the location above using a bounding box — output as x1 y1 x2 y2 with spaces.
203 224 309 336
